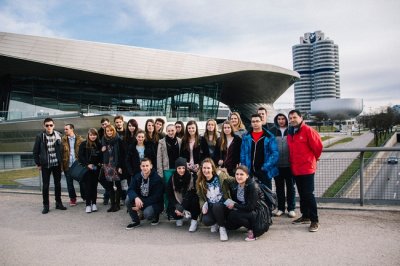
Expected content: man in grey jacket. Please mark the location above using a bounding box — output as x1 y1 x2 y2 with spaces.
270 113 296 218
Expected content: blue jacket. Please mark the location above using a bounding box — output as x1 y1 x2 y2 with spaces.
240 128 279 179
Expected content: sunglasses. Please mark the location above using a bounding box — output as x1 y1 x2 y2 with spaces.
45 124 54 127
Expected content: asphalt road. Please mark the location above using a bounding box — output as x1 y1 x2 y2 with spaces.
1 193 399 266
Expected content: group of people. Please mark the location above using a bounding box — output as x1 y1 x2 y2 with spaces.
33 107 323 241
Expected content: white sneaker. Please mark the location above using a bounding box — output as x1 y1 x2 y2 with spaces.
274 210 284 217
288 210 296 218
85 205 92 213
210 224 219 233
189 220 198 232
91 204 98 212
219 226 228 241
176 219 183 227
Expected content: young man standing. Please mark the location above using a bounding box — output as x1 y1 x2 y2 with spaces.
240 114 279 190
126 158 164 229
62 124 85 206
287 110 323 232
270 113 296 218
114 115 125 140
33 118 67 214
257 107 274 130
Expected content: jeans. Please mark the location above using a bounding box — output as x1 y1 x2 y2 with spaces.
201 202 228 227
65 169 86 200
295 173 318 222
126 197 161 222
274 167 296 212
41 166 62 206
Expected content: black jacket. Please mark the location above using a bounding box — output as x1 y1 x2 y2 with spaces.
32 131 62 168
127 170 164 211
166 171 197 215
125 141 157 177
78 141 103 167
181 137 205 165
229 178 262 212
214 135 242 172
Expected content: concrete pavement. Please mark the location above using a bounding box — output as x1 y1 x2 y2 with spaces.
0 192 399 265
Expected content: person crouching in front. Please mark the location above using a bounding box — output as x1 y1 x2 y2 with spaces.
125 158 164 229
196 158 235 241
166 157 200 232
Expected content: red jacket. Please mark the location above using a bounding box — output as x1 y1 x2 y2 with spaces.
287 122 322 176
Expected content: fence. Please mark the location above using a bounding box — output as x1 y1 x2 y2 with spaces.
1 148 399 205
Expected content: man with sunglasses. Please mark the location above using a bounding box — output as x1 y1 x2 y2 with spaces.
33 118 67 214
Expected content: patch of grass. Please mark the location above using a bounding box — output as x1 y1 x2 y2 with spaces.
0 167 39 185
325 137 353 148
321 136 334 141
323 132 394 197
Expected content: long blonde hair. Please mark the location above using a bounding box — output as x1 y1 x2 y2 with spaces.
230 112 246 131
196 158 218 196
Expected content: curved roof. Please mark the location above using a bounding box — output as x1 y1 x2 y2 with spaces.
0 32 299 116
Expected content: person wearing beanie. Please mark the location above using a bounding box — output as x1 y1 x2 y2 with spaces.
166 157 200 232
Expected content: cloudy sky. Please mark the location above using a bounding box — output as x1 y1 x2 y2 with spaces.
1 0 399 112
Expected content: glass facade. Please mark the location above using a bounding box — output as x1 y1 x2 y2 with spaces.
6 76 221 121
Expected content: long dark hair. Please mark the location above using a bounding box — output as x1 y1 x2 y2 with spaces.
175 121 185 138
145 119 159 143
219 120 235 151
182 120 199 151
125 118 139 144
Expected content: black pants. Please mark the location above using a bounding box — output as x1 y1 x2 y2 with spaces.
106 180 121 207
226 209 255 230
274 167 296 212
171 192 200 220
253 169 272 190
84 169 99 206
41 166 62 206
201 202 228 227
295 173 318 222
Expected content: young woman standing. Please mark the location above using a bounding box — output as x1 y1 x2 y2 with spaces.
101 125 123 212
78 128 102 213
214 120 242 176
181 120 202 174
200 119 218 160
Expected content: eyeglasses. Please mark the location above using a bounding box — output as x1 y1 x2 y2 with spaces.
45 124 54 127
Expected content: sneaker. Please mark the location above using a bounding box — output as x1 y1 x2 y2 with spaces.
55 202 67 210
126 221 141 230
85 205 92 213
189 220 198 232
176 219 184 227
219 226 228 241
288 210 296 218
245 230 256 241
210 224 219 233
69 198 77 207
91 204 98 212
274 210 284 217
309 222 319 232
42 205 49 214
292 217 311 224
151 215 160 226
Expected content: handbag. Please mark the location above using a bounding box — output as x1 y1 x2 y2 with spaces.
253 200 271 237
102 163 120 182
69 160 88 182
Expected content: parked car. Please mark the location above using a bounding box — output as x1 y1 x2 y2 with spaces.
387 156 398 164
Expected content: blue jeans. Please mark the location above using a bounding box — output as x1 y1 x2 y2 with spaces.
274 167 296 212
65 169 86 200
295 173 318 222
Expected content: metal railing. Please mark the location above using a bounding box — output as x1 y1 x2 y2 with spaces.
1 148 399 206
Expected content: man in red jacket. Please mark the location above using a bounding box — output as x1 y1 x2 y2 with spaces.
287 110 323 232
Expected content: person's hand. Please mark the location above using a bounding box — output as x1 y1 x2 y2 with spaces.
202 202 208 214
193 164 199 172
101 146 106 152
175 210 183 217
118 168 122 174
227 203 235 209
218 160 223 166
88 164 94 170
134 197 143 209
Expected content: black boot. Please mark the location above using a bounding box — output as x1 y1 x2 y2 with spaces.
42 205 50 214
115 190 121 211
55 202 67 210
107 190 117 212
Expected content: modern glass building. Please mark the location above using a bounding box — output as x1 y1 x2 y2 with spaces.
292 31 340 113
0 32 299 123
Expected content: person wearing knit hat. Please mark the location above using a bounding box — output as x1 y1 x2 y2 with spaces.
166 157 200 232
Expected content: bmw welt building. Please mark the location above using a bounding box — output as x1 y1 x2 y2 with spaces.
0 32 298 156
